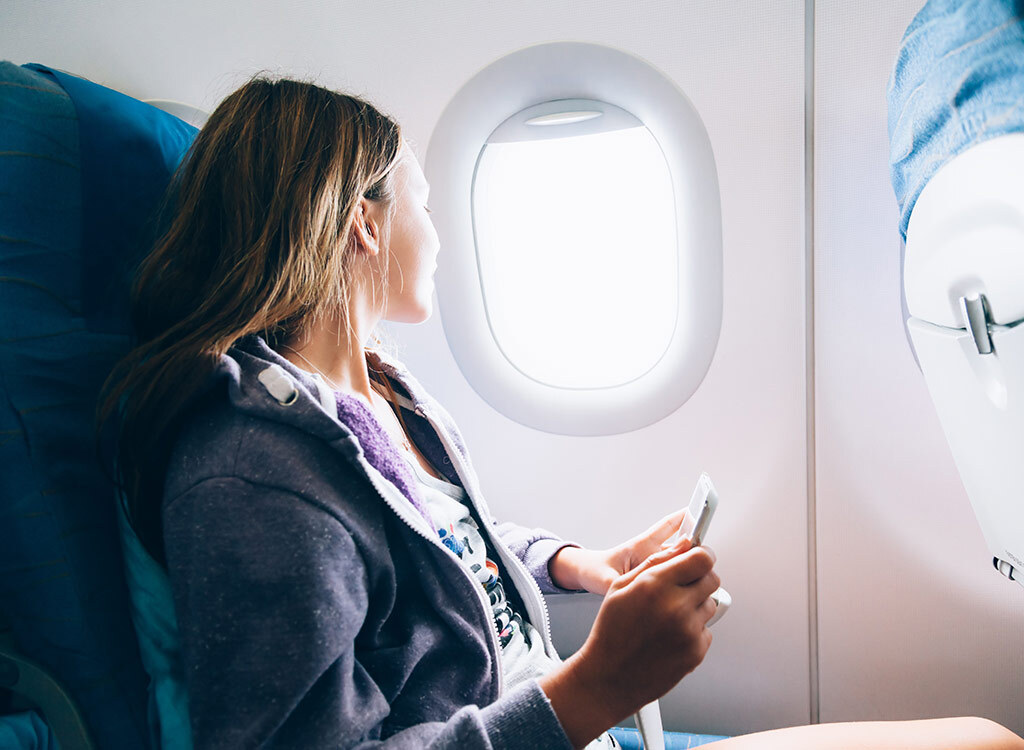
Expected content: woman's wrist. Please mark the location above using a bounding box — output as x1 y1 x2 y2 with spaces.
548 545 586 591
538 652 625 750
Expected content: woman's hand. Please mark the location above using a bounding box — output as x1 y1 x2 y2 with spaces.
549 509 689 595
539 537 719 748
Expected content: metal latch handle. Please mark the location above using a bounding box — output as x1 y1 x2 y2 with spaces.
960 294 994 355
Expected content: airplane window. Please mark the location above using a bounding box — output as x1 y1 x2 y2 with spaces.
472 99 677 389
427 42 721 435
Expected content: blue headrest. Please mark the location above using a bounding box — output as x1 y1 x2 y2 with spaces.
23 63 199 334
888 0 1024 241
0 61 197 748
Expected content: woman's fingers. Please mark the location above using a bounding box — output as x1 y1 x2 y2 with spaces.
614 542 718 598
626 509 690 560
650 508 688 540
643 546 718 591
615 537 694 587
692 570 721 605
696 595 718 624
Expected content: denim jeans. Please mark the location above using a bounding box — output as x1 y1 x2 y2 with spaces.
888 0 1024 241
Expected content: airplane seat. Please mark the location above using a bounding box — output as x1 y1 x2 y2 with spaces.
0 60 197 748
900 135 1024 590
888 0 1024 589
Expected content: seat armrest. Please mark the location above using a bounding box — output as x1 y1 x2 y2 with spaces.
0 633 96 750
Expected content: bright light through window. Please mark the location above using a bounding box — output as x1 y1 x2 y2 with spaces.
472 125 678 389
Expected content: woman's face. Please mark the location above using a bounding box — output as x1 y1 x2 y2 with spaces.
368 142 440 324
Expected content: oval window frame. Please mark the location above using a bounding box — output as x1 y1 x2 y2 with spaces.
425 41 722 436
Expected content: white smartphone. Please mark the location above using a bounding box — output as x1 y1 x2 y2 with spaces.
665 472 719 548
635 473 728 746
667 473 729 627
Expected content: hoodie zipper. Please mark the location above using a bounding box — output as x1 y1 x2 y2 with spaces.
302 369 509 693
412 406 558 669
355 451 507 695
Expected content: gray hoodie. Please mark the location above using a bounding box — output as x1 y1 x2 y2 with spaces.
161 333 586 748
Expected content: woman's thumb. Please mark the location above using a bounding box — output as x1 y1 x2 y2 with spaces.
616 536 694 589
660 530 693 550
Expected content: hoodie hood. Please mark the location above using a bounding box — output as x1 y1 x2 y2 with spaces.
212 332 439 530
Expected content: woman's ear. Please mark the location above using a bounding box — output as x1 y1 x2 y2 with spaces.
352 198 380 256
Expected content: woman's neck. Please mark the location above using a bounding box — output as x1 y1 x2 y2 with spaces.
278 319 376 408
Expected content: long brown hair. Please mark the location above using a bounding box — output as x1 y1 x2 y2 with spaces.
97 75 404 563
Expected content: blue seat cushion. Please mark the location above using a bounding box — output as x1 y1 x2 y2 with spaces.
607 726 730 748
116 492 192 750
0 711 58 750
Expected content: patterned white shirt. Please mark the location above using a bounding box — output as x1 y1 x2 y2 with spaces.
402 454 619 749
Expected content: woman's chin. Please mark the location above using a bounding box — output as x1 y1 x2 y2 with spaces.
409 307 432 324
411 291 435 323
386 300 433 325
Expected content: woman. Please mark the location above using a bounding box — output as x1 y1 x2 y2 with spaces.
99 76 1023 750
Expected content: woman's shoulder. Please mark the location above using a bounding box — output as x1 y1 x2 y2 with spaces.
162 387 362 511
159 388 396 576
162 392 246 502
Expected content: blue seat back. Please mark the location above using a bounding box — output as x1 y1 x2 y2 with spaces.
0 61 197 748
